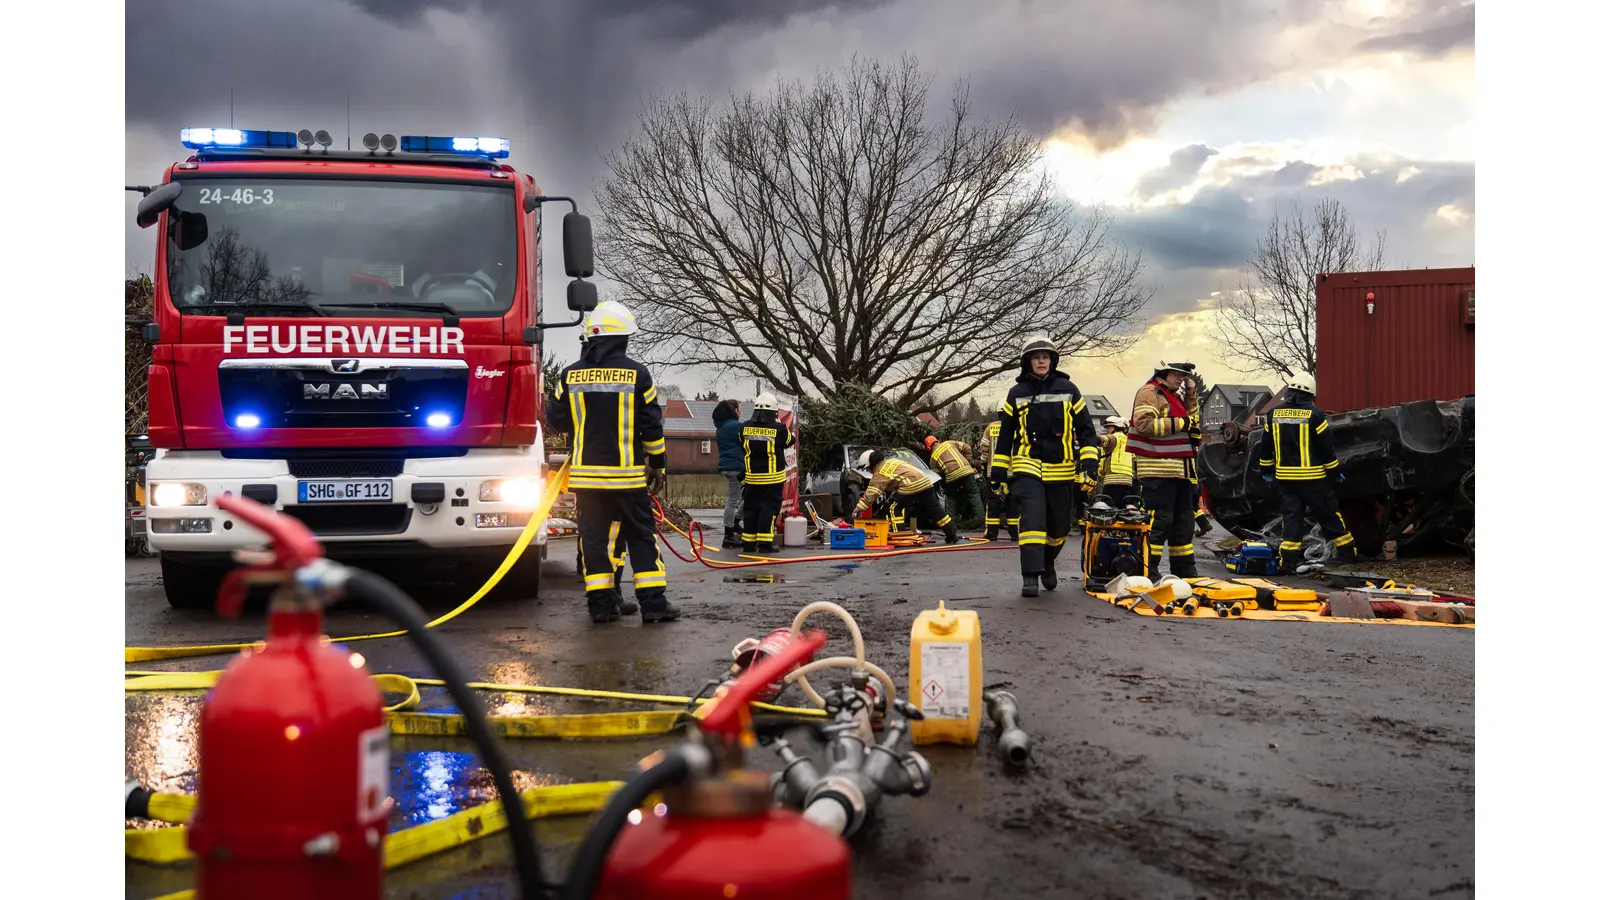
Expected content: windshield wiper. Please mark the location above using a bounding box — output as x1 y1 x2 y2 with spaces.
318 301 461 317
184 302 327 317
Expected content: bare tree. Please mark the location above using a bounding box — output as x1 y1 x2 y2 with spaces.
658 383 686 400
595 55 1154 409
1211 197 1386 380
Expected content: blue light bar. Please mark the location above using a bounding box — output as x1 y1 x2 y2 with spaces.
181 127 300 150
426 412 453 428
234 413 262 429
399 135 511 159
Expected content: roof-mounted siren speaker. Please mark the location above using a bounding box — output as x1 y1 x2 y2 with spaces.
362 132 380 152
297 129 315 150
314 130 332 149
380 134 397 152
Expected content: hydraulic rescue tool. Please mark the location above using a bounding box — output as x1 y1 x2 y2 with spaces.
185 493 549 900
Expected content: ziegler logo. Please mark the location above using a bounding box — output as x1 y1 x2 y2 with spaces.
475 366 505 379
304 383 388 400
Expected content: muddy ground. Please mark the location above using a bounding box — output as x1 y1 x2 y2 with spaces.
126 517 1474 899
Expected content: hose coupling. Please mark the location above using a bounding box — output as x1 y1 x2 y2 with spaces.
984 690 1031 767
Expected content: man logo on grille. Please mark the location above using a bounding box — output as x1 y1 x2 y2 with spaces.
332 359 359 372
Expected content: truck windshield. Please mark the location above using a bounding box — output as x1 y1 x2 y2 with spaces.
164 178 518 318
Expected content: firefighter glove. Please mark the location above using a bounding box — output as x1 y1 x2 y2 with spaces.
1081 458 1099 481
1184 413 1201 431
646 467 666 493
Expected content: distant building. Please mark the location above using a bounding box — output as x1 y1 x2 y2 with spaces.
661 399 728 473
1200 384 1272 429
1081 394 1120 432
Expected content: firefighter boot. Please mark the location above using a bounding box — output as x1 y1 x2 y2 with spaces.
1146 552 1162 582
1041 564 1058 591
984 526 1000 540
588 592 623 624
1022 574 1040 598
1006 524 1019 542
724 527 740 547
1336 541 1358 565
1195 513 1214 536
944 523 961 545
1278 546 1304 576
640 597 682 624
1171 554 1200 579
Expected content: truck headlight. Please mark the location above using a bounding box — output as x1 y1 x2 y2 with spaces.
480 477 540 510
151 482 208 507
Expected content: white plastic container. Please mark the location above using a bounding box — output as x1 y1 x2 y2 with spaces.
783 516 809 547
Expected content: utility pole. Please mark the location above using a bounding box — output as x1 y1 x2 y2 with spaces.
346 95 351 150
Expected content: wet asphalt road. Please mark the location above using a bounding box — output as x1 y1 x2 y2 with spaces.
126 518 1474 900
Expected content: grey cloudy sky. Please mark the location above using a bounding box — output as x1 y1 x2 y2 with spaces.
125 0 1474 402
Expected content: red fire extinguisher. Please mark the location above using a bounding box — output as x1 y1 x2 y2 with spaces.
558 628 853 900
184 495 389 899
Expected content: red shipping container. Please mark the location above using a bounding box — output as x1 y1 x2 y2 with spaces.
1314 267 1475 412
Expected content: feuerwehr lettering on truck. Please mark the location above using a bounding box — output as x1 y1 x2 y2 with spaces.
222 324 466 355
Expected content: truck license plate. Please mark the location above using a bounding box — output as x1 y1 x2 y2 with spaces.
297 479 393 503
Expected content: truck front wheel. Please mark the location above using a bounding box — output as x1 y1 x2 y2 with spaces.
459 550 541 601
160 555 227 611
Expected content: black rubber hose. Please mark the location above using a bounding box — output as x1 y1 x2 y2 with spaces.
343 569 552 899
559 749 695 900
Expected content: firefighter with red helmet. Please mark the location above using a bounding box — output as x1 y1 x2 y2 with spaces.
990 335 1100 596
1256 379 1357 572
1128 361 1201 580
548 300 680 625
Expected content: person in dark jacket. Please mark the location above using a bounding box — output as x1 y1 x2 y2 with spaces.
713 399 745 546
989 335 1100 597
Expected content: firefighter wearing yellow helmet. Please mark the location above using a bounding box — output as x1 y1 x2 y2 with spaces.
738 392 796 552
547 300 680 624
990 335 1101 597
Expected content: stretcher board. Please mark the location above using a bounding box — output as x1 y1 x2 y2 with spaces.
1085 579 1473 628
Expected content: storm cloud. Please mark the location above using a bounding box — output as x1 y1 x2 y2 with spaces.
1113 152 1475 317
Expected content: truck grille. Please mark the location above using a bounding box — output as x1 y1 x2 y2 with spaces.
281 504 412 536
288 459 406 479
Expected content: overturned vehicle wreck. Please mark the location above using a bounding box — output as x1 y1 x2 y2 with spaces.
1197 396 1475 562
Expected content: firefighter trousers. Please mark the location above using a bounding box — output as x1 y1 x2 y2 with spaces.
1142 477 1197 578
1103 483 1137 509
1278 478 1355 566
576 489 666 607
943 474 984 523
985 477 1020 536
1013 476 1074 576
742 482 784 547
896 488 954 533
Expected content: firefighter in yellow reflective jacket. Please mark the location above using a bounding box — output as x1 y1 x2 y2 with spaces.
1095 416 1138 508
548 300 680 625
851 449 960 544
739 393 796 553
1129 362 1201 579
991 336 1101 596
924 435 983 524
977 419 1020 541
1256 380 1357 572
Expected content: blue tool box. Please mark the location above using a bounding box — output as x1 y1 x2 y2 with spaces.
828 528 866 550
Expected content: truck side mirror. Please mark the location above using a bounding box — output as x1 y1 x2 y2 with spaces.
562 212 594 278
523 325 544 346
567 279 598 313
136 182 183 229
174 211 209 251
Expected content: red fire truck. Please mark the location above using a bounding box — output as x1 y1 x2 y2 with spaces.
129 126 597 608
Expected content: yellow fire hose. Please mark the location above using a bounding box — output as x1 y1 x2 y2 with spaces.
128 779 642 870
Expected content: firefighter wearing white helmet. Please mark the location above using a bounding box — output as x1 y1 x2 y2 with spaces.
1255 378 1356 573
737 392 796 552
1096 415 1138 509
1128 360 1202 580
850 447 960 544
990 334 1101 597
548 299 680 624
